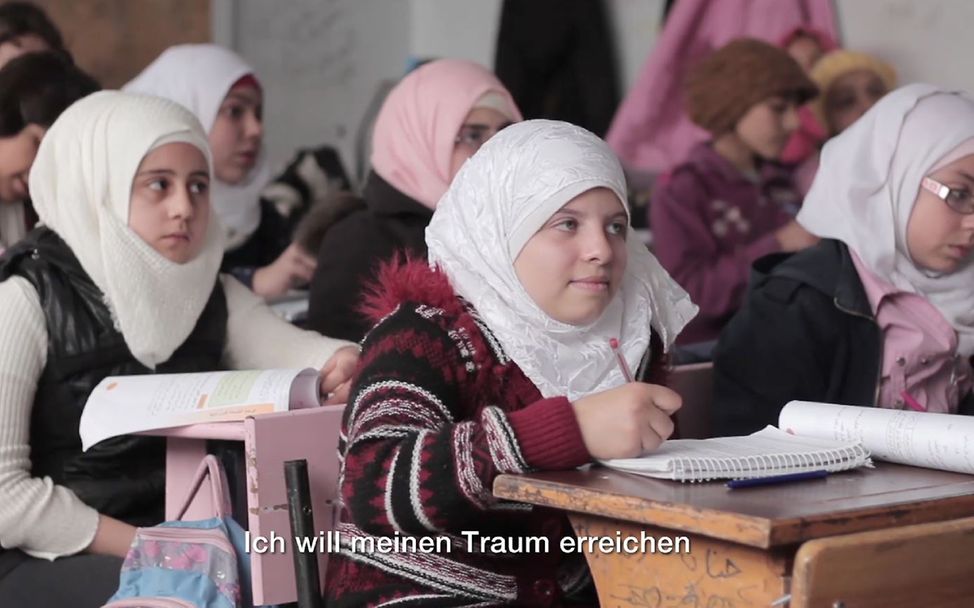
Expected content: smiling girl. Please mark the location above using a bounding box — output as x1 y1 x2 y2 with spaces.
323 120 696 607
715 84 974 436
0 92 357 607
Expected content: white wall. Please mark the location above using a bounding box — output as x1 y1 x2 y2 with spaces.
224 0 410 175
837 0 974 93
215 0 974 177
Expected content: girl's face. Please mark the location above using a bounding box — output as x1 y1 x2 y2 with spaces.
449 106 512 180
208 82 263 184
129 142 211 264
514 187 628 325
735 96 801 160
0 123 44 203
787 35 823 74
824 69 888 135
907 153 974 274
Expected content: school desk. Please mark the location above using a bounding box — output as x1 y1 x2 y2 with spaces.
140 405 344 606
493 463 974 607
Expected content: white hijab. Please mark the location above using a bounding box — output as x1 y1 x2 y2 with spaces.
124 43 270 249
28 91 224 369
427 120 697 401
799 83 974 355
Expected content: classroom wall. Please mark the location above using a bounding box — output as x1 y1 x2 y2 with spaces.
214 0 974 178
34 0 208 88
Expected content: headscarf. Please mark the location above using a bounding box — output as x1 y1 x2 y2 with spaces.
371 58 522 210
684 38 817 136
809 49 898 131
427 120 697 401
28 91 223 368
124 43 270 249
799 84 974 355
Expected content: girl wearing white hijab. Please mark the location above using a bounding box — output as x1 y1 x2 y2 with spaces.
125 43 317 298
324 120 696 606
0 91 357 607
714 84 974 437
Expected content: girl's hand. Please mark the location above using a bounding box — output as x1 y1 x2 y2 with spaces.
572 382 681 460
319 345 359 404
252 243 317 298
87 514 137 558
774 220 819 252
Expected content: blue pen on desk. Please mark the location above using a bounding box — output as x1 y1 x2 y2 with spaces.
726 469 829 489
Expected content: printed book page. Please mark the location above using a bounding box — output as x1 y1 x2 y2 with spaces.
780 401 974 475
80 368 320 450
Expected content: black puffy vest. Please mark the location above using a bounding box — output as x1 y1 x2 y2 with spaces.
0 228 227 526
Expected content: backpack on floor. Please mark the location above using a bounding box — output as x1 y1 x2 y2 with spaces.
102 455 260 608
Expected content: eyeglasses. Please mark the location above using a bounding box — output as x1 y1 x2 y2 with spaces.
921 177 974 215
454 122 513 151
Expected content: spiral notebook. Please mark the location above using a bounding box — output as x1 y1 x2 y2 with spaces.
601 426 872 482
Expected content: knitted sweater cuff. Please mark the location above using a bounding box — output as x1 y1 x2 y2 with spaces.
507 397 591 471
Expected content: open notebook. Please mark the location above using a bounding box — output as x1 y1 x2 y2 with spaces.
602 426 872 482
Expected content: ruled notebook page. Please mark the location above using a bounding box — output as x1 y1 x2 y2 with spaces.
601 426 871 482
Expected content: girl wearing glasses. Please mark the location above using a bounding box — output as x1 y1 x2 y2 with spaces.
306 59 522 342
714 84 974 436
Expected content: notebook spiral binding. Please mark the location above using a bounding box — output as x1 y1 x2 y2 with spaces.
671 444 871 482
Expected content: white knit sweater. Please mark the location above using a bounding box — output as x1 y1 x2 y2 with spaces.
0 274 352 560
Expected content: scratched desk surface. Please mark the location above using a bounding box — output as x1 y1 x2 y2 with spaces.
493 462 974 549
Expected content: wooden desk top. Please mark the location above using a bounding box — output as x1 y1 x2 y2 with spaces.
493 463 974 549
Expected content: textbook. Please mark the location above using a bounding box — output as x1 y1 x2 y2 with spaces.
601 425 872 482
79 368 321 450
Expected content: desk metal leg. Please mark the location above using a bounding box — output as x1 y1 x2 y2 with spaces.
567 515 790 607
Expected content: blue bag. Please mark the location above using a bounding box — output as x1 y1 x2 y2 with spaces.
103 455 263 608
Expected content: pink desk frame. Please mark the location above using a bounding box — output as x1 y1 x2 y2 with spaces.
142 405 344 606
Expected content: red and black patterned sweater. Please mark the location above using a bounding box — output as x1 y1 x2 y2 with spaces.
323 259 664 607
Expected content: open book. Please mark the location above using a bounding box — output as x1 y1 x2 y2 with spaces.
602 425 872 482
779 400 974 476
79 369 321 451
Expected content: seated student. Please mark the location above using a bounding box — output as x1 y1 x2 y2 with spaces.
323 120 696 607
714 84 974 436
778 26 836 166
0 91 358 608
791 49 897 194
0 1 67 68
0 51 98 254
306 58 522 342
125 43 342 298
651 38 819 349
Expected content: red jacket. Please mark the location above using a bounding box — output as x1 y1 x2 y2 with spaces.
324 259 666 607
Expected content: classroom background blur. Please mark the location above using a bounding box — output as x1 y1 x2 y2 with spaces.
32 0 973 179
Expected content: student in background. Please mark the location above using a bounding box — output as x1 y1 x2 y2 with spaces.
714 84 974 436
126 43 322 299
306 58 522 342
0 51 98 254
0 92 358 607
324 120 696 607
0 1 67 68
778 26 836 167
779 26 836 75
791 49 897 194
651 38 819 351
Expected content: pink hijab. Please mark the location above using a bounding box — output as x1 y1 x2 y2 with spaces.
370 59 522 209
